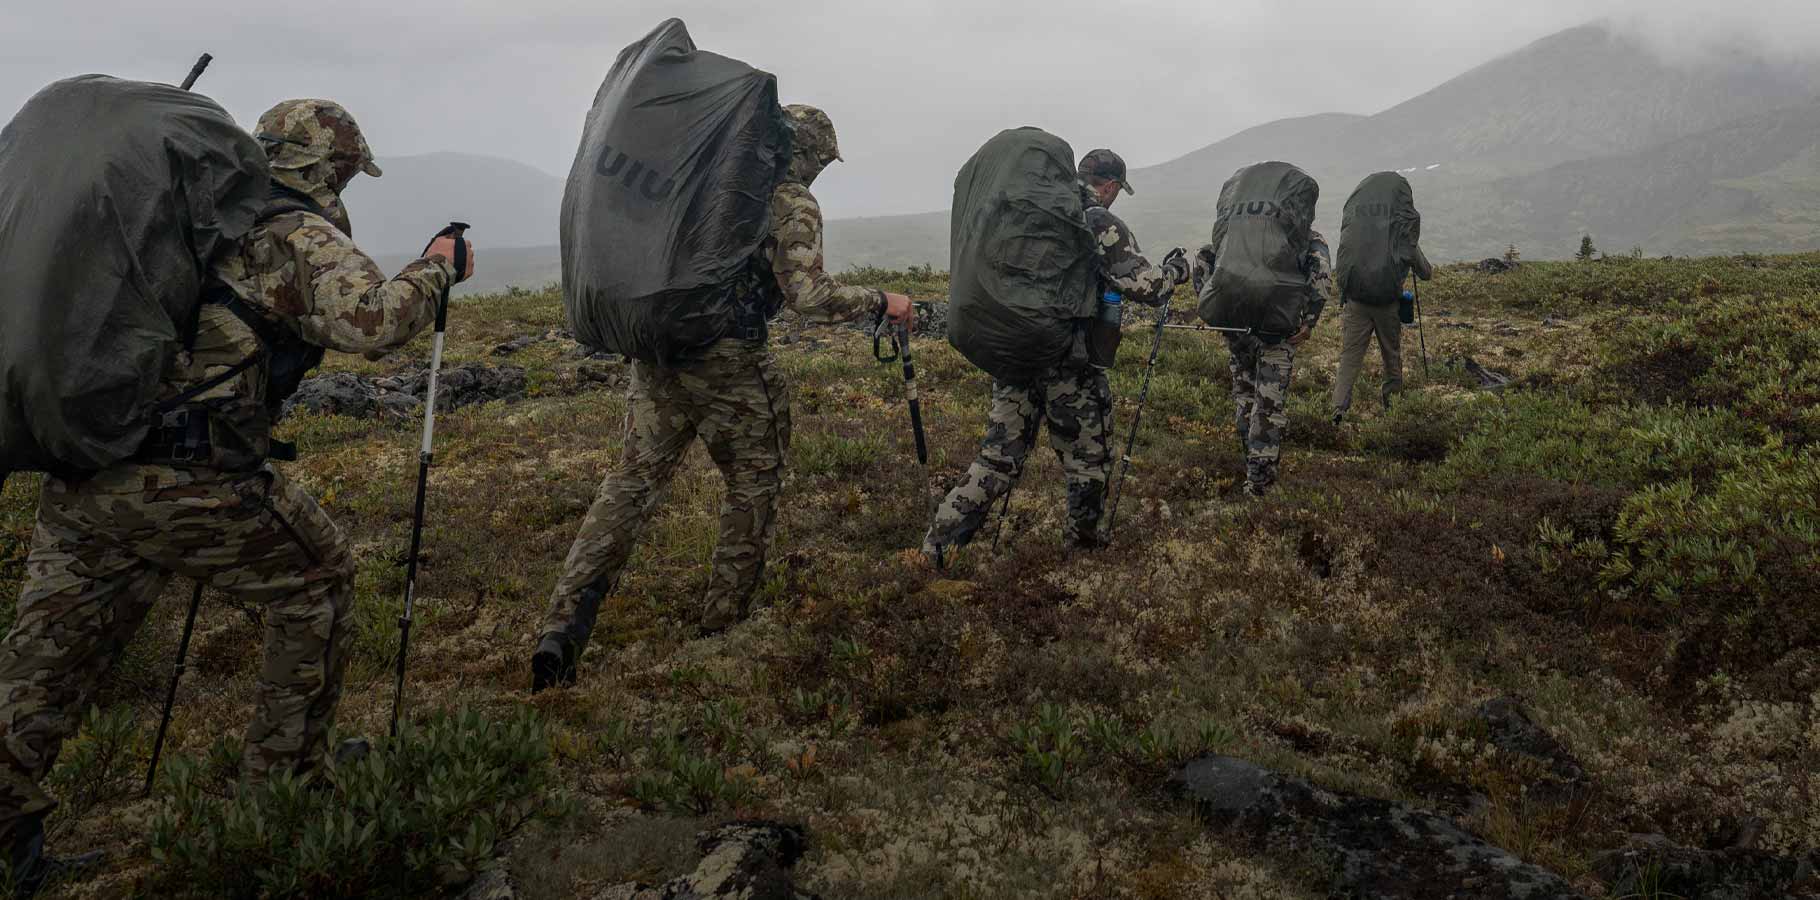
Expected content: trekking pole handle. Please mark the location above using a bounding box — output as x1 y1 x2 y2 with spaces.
872 310 900 363
179 53 212 91
422 222 470 331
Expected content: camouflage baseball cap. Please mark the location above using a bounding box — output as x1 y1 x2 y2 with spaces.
254 99 383 177
1079 148 1134 195
783 104 842 164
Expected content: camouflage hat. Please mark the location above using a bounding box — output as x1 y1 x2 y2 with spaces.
254 99 383 177
1079 148 1134 195
783 104 842 164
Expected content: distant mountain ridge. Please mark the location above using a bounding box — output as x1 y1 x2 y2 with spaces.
829 23 1820 267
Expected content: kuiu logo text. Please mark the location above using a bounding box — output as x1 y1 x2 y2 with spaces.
595 145 676 202
1219 200 1281 218
1353 202 1395 218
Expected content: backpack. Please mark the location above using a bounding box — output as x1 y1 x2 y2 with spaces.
1198 162 1321 337
561 18 792 367
0 76 270 486
1336 172 1421 305
948 128 1098 387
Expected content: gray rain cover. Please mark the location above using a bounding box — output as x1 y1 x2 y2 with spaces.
561 18 791 366
1336 172 1421 304
948 128 1096 387
1199 161 1320 337
0 76 268 481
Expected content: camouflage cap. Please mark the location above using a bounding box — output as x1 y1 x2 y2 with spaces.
254 99 383 177
1079 148 1134 195
783 104 842 164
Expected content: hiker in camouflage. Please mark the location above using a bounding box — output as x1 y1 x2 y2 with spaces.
532 104 913 691
0 98 472 891
922 149 1187 559
1192 230 1335 496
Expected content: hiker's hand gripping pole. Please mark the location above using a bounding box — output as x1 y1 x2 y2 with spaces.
391 221 468 738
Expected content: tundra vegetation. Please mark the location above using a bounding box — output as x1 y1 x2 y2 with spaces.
2 253 1816 897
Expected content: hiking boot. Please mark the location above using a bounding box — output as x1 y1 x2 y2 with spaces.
530 633 578 694
1242 480 1271 500
1331 411 1345 427
8 819 104 900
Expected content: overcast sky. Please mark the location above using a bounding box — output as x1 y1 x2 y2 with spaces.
4 0 1817 219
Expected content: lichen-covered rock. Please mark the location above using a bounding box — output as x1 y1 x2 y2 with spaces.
594 821 815 900
1169 756 1584 899
283 364 526 421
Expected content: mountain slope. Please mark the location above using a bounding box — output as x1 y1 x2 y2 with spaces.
828 22 1820 269
1439 97 1820 257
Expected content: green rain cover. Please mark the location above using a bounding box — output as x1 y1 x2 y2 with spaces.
948 128 1097 387
1336 172 1422 305
0 76 269 482
1199 161 1320 337
561 19 792 367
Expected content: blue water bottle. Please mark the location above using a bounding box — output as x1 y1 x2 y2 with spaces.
1089 289 1124 368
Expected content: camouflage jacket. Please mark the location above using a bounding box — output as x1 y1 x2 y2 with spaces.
1085 205 1174 308
1191 229 1337 332
763 182 883 326
167 209 454 466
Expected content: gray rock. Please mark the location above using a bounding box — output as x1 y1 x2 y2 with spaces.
1594 836 1820 900
457 870 516 900
282 363 526 421
1169 756 1584 899
593 821 815 900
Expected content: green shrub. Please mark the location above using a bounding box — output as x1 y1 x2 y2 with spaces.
147 707 568 899
1600 292 1820 443
1605 454 1820 613
1431 395 1772 491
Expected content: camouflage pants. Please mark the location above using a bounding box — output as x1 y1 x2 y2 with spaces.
542 340 790 642
0 463 353 843
1226 335 1297 492
1332 301 1403 415
923 365 1113 556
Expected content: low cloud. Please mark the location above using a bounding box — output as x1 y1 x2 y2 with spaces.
1606 0 1820 65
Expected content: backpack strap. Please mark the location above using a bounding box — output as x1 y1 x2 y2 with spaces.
152 185 334 458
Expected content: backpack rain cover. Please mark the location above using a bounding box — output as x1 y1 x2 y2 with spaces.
561 18 791 366
1198 161 1320 337
1336 172 1421 304
948 128 1097 387
0 76 268 479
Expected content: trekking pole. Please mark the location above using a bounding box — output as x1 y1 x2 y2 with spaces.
990 478 1018 553
874 315 931 511
144 51 217 798
390 222 468 738
179 53 212 91
1108 309 1170 535
143 583 204 797
1415 278 1430 379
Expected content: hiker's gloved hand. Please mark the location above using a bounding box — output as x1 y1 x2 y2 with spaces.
425 235 476 283
1289 323 1313 347
883 292 914 329
1160 247 1190 286
1191 245 1218 294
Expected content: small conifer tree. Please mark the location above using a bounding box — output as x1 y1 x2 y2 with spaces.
1576 234 1597 262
